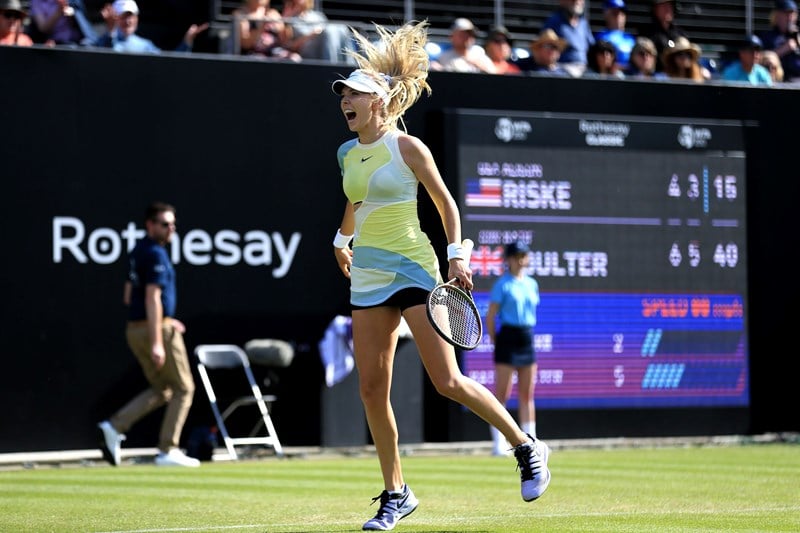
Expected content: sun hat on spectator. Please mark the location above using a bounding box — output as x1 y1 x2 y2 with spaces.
604 0 627 11
0 0 26 15
775 0 798 11
450 17 476 36
112 0 139 15
632 36 658 57
531 29 567 52
487 24 512 43
331 69 391 106
662 36 701 63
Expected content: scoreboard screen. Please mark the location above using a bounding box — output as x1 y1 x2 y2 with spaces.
449 110 749 410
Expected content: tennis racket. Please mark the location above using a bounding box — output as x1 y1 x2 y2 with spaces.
426 239 483 350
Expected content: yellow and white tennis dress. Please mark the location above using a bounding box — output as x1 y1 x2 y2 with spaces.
337 129 443 307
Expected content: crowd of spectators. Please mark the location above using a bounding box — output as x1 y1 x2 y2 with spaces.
1 0 207 52
2 0 798 86
425 0 791 86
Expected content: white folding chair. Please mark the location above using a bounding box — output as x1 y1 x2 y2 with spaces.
194 344 283 460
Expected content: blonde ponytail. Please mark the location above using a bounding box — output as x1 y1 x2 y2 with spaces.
345 21 433 129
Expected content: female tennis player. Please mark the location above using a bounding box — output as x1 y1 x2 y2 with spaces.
330 21 551 531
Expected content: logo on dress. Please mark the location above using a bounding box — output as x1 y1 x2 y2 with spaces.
361 156 373 162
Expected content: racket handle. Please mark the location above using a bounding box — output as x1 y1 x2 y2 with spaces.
446 239 474 286
462 239 474 262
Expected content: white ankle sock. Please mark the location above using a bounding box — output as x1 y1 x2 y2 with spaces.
521 422 536 438
490 426 506 451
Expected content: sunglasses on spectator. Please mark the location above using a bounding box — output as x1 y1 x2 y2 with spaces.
0 10 23 20
541 43 560 50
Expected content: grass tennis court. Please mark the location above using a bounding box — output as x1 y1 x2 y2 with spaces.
1 442 798 532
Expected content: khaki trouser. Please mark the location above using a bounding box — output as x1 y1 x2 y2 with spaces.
110 319 195 452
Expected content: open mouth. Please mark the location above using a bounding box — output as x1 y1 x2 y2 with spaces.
344 110 357 121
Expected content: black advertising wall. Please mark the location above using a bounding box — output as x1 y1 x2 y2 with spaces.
1 45 797 453
1 47 355 452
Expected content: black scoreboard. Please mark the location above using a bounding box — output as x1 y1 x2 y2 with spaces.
447 110 749 410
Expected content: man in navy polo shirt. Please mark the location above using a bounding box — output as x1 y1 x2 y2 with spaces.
98 201 199 467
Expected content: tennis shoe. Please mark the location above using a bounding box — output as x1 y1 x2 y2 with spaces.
362 484 418 531
97 420 126 466
155 448 201 467
514 434 551 501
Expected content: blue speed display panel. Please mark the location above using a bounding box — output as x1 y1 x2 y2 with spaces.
465 292 747 408
451 110 749 410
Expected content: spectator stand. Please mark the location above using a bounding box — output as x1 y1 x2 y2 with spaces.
210 0 373 57
208 0 777 72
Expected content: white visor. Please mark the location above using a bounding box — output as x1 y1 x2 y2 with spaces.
331 70 390 106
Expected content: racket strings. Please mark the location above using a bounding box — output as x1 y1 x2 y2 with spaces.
430 287 481 347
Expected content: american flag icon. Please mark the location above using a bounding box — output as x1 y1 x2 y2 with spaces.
465 178 502 207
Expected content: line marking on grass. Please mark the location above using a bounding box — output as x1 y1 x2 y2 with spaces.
92 505 800 533
94 522 358 533
95 526 272 533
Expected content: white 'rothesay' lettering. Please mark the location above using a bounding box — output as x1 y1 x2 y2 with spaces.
52 216 301 278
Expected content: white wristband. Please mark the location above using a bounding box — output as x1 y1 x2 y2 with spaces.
333 229 353 249
447 242 465 261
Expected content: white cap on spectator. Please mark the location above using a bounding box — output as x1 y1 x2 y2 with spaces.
331 70 390 106
451 18 476 35
113 0 139 15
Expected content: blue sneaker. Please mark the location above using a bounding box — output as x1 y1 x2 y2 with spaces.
362 484 419 531
514 435 551 501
